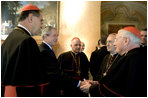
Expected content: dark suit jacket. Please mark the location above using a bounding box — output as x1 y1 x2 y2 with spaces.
39 42 60 82
90 46 109 80
39 42 79 96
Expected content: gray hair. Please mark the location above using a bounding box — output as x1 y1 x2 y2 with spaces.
41 26 55 40
108 33 116 38
118 29 141 45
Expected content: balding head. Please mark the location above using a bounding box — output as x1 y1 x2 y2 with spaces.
71 37 81 54
80 41 85 52
106 33 116 55
114 28 141 55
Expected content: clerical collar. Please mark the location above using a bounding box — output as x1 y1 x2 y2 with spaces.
71 51 79 55
43 41 53 51
141 44 146 47
18 24 32 36
110 53 116 57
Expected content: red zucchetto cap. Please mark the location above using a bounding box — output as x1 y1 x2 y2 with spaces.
21 4 40 12
122 26 141 39
71 37 80 41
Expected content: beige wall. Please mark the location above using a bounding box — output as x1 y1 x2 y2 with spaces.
55 1 101 60
101 1 147 35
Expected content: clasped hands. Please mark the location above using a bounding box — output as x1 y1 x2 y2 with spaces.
80 79 98 93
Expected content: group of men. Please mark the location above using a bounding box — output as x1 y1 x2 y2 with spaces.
1 4 89 97
1 4 147 97
39 26 89 97
81 27 147 97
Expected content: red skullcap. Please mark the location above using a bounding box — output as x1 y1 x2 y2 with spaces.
71 37 80 41
122 26 141 39
21 4 40 12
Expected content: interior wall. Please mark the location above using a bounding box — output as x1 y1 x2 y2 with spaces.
55 1 101 60
101 1 147 35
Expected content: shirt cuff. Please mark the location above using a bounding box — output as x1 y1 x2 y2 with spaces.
77 80 81 87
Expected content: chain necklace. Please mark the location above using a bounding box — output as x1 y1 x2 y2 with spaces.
70 51 81 75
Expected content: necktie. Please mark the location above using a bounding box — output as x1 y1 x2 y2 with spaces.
106 55 114 74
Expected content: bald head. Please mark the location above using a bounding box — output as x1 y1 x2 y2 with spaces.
80 41 85 52
71 38 81 54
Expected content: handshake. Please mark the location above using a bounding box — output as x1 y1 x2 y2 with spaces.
80 79 99 93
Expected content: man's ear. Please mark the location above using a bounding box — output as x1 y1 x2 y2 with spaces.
28 13 33 23
124 37 130 46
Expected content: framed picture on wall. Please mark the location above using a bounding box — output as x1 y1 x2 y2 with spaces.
1 1 59 44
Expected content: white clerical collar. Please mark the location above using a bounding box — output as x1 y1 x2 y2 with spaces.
42 41 53 50
110 53 116 56
18 24 32 36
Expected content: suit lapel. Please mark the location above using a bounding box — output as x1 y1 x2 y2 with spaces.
41 42 56 57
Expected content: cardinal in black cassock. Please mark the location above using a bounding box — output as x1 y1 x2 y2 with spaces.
58 37 89 96
1 4 47 97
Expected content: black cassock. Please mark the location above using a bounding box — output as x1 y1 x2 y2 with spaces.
89 48 147 97
1 26 45 96
58 51 89 96
58 51 89 80
96 54 121 81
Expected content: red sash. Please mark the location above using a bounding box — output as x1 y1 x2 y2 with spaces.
4 83 49 97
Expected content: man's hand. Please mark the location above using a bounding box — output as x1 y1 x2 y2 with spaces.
88 81 99 85
80 79 89 87
83 79 99 85
80 81 91 93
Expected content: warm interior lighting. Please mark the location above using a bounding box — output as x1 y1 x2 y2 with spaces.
58 1 101 59
63 37 88 53
60 1 86 52
63 1 85 25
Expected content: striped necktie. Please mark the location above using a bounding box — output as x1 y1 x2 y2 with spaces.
106 55 114 73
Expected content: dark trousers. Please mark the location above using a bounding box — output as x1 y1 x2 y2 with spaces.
42 84 60 97
16 86 41 97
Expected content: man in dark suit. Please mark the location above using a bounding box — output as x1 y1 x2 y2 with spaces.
140 28 147 47
39 26 82 97
90 35 109 80
80 26 147 97
1 4 46 97
96 33 120 81
140 28 147 62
